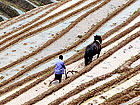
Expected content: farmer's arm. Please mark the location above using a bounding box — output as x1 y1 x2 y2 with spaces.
62 62 66 69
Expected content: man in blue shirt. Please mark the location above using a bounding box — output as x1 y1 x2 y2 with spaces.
49 55 66 86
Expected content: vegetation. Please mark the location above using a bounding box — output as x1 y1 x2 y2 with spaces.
0 1 19 18
29 0 43 6
0 16 4 22
133 8 140 15
35 0 53 5
6 0 35 11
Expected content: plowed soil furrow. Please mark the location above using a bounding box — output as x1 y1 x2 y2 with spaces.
0 0 131 57
69 65 140 105
120 90 140 105
0 4 55 39
0 2 57 30
0 0 72 33
0 5 40 28
22 30 140 105
62 9 140 66
102 11 140 40
0 0 116 97
0 0 61 30
0 0 86 39
35 34 140 105
60 53 140 105
0 0 114 84
131 59 140 68
65 9 140 64
0 24 139 98
0 2 138 104
100 84 140 105
0 0 138 95
0 0 133 74
0 0 132 91
0 0 137 101
132 99 140 105
0 0 105 72
95 74 140 105
0 0 107 85
0 0 139 105
1 0 104 58
48 53 140 105
0 0 115 92
0 0 82 43
102 21 140 48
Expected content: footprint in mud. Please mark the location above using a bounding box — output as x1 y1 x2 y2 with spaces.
100 96 107 99
12 50 16 52
78 62 84 68
44 82 47 85
128 45 133 49
0 76 4 80
23 43 28 45
93 100 98 104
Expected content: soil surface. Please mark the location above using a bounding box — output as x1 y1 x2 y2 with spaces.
0 0 140 105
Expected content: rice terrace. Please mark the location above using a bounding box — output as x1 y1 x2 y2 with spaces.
0 0 140 104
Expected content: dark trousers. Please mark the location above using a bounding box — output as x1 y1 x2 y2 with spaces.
55 74 62 83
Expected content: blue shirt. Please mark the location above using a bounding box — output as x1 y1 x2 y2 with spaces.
55 59 65 74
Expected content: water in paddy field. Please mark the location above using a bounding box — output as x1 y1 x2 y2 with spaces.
10 6 25 15
0 15 8 20
25 0 38 7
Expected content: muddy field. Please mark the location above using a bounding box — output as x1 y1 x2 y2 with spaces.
0 0 140 105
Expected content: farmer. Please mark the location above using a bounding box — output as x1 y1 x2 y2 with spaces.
49 55 66 85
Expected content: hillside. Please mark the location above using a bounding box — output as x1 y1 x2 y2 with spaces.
0 0 140 105
0 0 57 21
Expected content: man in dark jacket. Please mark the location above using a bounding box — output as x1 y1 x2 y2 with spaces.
49 55 66 86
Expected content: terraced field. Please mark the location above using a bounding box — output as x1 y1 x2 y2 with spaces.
0 0 140 104
0 0 57 21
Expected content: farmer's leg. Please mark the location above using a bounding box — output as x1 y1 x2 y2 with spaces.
59 74 62 83
49 78 56 85
49 74 57 85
